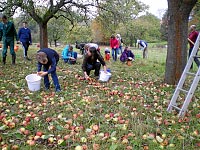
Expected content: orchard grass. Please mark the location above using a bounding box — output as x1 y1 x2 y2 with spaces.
0 44 199 150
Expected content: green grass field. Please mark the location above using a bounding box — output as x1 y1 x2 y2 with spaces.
0 44 199 150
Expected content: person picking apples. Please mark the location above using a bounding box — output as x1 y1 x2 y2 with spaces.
82 46 107 80
36 48 61 92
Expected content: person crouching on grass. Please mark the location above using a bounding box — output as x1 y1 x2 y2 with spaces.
36 48 61 92
82 46 107 80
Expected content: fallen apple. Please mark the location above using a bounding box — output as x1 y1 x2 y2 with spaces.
92 125 99 131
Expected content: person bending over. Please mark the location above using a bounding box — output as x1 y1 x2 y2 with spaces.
120 46 135 63
82 46 107 80
62 45 77 64
36 48 61 92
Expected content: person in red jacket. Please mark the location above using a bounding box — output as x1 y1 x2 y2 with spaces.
188 24 200 69
110 35 119 61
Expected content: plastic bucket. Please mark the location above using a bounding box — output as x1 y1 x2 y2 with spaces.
25 74 42 91
135 54 141 58
99 71 111 82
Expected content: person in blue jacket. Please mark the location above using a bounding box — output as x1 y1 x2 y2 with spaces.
137 39 148 59
18 21 32 60
61 45 77 64
36 48 61 92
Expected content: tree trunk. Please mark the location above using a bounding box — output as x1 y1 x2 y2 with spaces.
164 0 197 85
39 23 48 49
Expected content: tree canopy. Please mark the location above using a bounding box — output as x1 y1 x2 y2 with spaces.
0 0 101 48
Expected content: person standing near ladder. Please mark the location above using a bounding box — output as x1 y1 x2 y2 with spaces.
18 21 32 60
188 24 200 69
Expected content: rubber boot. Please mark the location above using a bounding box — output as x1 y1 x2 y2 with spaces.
3 57 6 65
24 56 31 61
12 55 16 65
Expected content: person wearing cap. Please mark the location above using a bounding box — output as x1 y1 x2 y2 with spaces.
36 48 61 92
137 39 148 59
82 46 107 80
104 47 111 62
188 24 200 69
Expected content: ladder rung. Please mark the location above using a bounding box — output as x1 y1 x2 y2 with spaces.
171 104 181 110
178 88 188 93
186 72 196 76
194 56 200 58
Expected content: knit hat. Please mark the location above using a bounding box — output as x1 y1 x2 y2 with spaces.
190 25 196 30
116 34 120 37
105 47 109 51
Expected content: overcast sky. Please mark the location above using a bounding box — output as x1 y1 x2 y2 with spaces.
140 0 168 18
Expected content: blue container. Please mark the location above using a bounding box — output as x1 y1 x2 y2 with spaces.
107 69 111 73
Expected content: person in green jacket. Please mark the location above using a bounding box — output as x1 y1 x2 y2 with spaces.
0 15 18 65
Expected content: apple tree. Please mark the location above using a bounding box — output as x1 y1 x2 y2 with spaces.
165 0 197 85
0 0 100 48
94 0 148 42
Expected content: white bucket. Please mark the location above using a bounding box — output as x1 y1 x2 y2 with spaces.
25 74 42 91
99 71 111 82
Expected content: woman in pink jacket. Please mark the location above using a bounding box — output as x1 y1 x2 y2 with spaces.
110 35 119 61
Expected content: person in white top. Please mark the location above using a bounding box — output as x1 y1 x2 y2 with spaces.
137 39 148 59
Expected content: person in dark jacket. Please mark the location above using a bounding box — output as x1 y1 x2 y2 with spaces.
18 21 32 60
36 48 61 92
0 15 18 65
120 46 135 63
82 46 107 80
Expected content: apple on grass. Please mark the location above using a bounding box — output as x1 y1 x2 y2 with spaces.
75 145 83 150
11 145 19 150
48 137 54 143
57 139 64 145
92 125 99 131
34 135 40 141
26 140 35 146
64 135 70 140
36 131 43 137
80 137 87 143
24 130 29 135
19 127 25 134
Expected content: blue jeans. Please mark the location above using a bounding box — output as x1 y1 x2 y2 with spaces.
189 47 200 69
118 46 123 54
64 52 77 64
112 48 118 61
21 41 30 57
43 66 61 91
